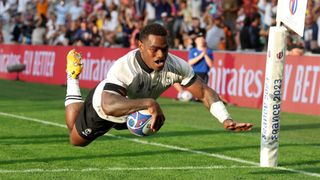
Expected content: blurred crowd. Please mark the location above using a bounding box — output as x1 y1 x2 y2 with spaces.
0 0 320 55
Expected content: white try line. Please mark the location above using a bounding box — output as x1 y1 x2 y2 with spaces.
0 112 319 178
0 165 261 173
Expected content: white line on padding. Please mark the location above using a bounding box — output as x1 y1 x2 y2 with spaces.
0 112 319 178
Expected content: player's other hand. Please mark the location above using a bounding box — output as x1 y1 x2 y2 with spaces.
223 119 253 132
148 101 165 132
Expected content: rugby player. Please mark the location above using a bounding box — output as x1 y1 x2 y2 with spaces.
65 23 253 146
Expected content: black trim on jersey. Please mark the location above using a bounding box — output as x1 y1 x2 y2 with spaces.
104 83 127 96
136 51 153 73
66 95 82 98
182 74 197 87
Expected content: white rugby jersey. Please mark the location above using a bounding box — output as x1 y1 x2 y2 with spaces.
92 49 196 123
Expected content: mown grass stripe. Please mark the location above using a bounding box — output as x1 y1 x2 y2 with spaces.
0 112 319 178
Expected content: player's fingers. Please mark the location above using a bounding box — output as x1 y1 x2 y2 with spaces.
235 123 247 128
237 124 253 131
150 116 157 131
155 116 165 131
226 125 236 130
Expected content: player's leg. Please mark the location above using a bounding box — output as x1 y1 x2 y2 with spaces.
64 49 89 146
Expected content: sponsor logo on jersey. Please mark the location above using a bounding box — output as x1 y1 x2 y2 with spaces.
82 128 92 136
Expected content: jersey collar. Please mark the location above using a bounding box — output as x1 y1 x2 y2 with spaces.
136 51 153 73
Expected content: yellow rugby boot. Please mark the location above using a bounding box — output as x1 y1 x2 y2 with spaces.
66 49 83 79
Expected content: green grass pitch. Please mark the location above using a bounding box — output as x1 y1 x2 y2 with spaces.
0 79 319 179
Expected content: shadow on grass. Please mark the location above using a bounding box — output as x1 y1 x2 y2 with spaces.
250 166 320 176
0 134 68 145
249 169 296 175
0 149 180 165
111 122 320 139
281 123 320 131
280 160 320 166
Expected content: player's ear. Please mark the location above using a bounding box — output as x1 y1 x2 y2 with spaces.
138 40 144 50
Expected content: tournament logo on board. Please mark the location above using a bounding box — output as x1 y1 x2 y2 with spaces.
289 0 298 15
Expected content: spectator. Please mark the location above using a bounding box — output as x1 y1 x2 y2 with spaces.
32 14 47 45
130 20 143 49
155 0 171 22
287 30 304 56
0 21 3 43
11 13 23 44
243 0 259 18
0 0 12 43
316 4 320 48
188 32 213 83
223 23 236 50
240 16 252 50
53 25 68 45
17 0 31 14
65 20 78 45
187 17 206 48
68 0 83 21
82 0 93 17
46 12 58 45
259 0 271 29
144 0 156 25
188 0 202 18
93 0 107 12
36 0 49 18
173 0 192 49
222 0 238 33
21 18 35 45
206 16 225 51
55 0 68 26
134 0 146 20
235 7 245 50
106 0 120 7
74 20 92 46
91 25 102 46
102 13 117 47
304 15 320 53
249 12 264 52
161 12 175 48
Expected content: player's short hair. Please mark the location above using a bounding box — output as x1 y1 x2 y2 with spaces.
139 23 167 42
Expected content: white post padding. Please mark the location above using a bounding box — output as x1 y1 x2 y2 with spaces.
260 26 287 167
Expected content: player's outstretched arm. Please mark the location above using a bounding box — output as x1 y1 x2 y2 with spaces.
186 78 253 132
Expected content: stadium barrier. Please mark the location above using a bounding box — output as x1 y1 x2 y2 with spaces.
0 44 319 115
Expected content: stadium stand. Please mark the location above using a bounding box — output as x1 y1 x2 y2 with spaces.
0 0 320 55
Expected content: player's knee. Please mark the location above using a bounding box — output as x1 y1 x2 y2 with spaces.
69 137 89 147
69 130 90 147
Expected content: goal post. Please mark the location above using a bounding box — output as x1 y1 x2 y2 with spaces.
260 26 287 167
260 0 308 167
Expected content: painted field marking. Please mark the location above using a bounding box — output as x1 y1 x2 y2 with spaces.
0 112 319 178
0 165 260 173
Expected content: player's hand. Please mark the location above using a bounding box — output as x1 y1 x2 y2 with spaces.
223 119 253 132
148 101 165 132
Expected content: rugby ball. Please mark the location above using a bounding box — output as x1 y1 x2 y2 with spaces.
178 90 193 102
126 110 156 137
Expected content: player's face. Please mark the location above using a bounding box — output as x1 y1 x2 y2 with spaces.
139 34 168 71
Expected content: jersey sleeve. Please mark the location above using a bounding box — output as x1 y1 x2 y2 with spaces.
170 54 196 87
104 58 133 96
